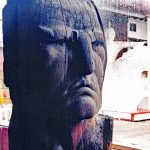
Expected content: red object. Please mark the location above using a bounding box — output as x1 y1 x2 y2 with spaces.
1 128 9 150
3 91 9 98
0 128 2 150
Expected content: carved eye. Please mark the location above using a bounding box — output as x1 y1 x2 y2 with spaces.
92 40 103 47
55 38 67 46
92 40 105 56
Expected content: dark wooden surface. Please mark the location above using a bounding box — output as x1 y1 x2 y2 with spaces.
2 0 110 149
0 115 113 150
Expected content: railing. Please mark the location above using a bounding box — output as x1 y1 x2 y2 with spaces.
112 144 140 150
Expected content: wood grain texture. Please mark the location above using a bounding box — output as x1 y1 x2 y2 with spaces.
3 0 112 149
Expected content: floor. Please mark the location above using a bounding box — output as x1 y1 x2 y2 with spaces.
113 119 150 150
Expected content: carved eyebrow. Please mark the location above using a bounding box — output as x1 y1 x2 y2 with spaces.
39 25 73 40
93 30 105 42
38 26 71 45
85 30 96 42
85 29 104 43
39 25 54 38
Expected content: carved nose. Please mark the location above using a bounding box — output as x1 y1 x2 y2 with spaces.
78 32 95 75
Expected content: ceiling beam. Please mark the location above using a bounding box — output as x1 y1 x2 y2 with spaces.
99 7 145 18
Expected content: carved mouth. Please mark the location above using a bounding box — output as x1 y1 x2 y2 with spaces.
72 87 96 99
68 78 95 91
65 79 97 102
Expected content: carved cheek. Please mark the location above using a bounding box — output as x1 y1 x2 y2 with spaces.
46 45 59 63
46 45 65 66
45 44 66 82
94 53 105 90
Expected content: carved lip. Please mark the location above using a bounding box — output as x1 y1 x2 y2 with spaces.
72 87 96 100
66 79 97 100
68 78 96 91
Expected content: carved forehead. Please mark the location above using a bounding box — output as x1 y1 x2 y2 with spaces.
37 0 101 30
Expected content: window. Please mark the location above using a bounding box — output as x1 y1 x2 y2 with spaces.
130 23 136 32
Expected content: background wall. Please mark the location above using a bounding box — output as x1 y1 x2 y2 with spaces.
100 10 128 41
128 18 147 41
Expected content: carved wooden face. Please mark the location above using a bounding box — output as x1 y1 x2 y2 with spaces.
30 0 106 121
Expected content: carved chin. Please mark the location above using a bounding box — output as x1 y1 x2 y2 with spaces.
68 96 97 121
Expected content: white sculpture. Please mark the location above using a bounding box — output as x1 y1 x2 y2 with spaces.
102 27 149 112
